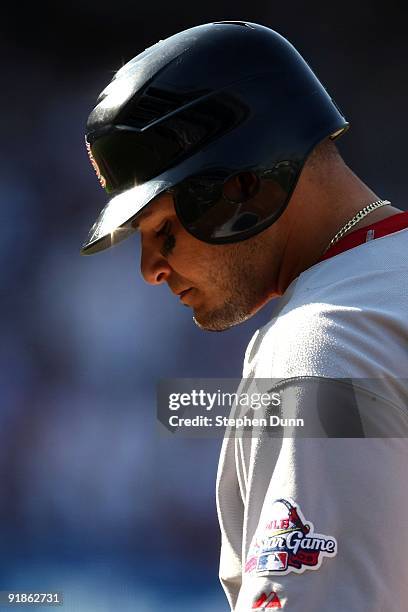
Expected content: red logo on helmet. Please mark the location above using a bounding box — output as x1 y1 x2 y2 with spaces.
85 137 107 189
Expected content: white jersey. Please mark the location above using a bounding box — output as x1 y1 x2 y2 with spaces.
216 227 408 611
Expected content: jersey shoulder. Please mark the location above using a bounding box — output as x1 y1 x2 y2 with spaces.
245 237 408 380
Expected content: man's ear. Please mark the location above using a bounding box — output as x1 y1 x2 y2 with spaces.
222 172 260 203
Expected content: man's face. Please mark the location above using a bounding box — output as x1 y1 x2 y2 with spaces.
136 192 281 331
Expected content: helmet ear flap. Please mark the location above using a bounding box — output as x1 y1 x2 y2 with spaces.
222 172 260 203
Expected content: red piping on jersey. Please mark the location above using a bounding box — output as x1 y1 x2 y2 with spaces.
317 211 408 264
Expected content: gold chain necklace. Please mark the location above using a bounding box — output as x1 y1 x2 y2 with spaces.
323 199 391 254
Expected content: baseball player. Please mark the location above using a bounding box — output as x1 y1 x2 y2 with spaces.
81 22 408 610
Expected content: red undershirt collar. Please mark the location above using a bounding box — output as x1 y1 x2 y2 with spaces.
317 211 408 264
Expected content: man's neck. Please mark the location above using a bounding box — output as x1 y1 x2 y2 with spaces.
275 162 402 295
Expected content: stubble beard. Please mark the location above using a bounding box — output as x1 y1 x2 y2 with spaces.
192 297 255 332
192 242 270 332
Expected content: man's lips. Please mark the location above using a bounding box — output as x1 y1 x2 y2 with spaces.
169 285 194 302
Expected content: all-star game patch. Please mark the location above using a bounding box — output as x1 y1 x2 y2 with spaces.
245 498 337 576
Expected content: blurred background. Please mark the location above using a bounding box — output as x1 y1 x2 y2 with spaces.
1 1 407 610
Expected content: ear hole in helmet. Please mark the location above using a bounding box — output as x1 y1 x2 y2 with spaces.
222 172 260 203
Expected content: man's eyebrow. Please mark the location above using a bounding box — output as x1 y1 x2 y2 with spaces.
130 209 153 229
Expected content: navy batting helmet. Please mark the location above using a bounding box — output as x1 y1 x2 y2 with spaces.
81 21 348 255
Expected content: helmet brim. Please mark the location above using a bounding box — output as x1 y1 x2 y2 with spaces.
80 147 215 255
80 177 174 255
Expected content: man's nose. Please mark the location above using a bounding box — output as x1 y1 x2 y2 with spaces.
140 240 172 285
